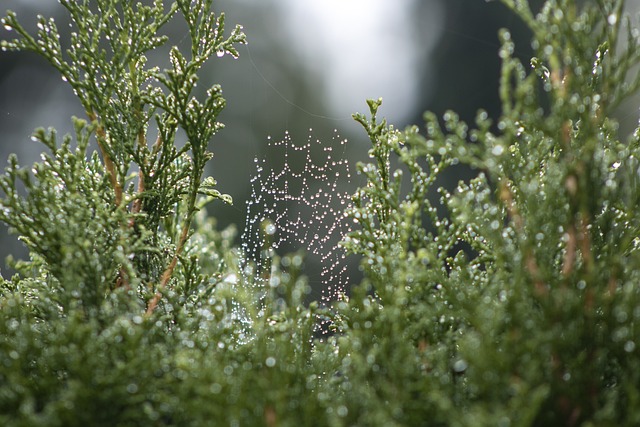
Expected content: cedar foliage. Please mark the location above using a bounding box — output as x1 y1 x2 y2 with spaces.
1 0 640 425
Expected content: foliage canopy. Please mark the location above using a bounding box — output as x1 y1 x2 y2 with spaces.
1 0 640 425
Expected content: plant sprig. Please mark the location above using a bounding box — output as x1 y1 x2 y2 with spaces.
0 0 246 314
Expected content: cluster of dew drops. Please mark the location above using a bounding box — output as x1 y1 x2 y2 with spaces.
241 129 354 308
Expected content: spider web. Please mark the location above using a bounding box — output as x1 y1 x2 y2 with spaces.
241 129 354 305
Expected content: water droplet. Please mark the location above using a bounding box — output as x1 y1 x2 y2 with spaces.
265 357 276 367
492 145 504 156
223 274 237 284
216 47 225 57
269 276 280 288
453 359 468 373
625 340 636 352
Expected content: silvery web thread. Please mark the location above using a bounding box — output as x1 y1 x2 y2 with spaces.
241 129 353 325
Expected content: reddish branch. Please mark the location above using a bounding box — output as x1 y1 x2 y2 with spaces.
129 130 150 223
499 179 547 296
86 109 133 290
562 224 577 277
87 110 122 206
146 211 192 315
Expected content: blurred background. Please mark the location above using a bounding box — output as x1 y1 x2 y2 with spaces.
0 1 638 281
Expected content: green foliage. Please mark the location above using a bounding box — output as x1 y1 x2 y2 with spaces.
2 0 640 426
0 0 245 310
337 1 640 425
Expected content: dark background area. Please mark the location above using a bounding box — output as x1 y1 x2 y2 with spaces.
0 1 636 283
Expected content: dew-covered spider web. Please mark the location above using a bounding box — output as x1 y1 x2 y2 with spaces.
241 129 354 306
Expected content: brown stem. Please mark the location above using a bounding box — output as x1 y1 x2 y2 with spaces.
526 253 547 296
128 133 147 225
499 180 523 231
130 129 148 217
151 133 163 155
562 224 577 277
264 405 277 427
607 275 617 298
131 133 163 225
145 217 191 315
130 173 145 217
578 214 593 272
86 110 131 290
87 110 123 206
500 180 547 295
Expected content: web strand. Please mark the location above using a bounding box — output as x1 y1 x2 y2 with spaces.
241 129 353 306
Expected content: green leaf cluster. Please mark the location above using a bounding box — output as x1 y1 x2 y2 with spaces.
0 0 245 311
335 0 640 424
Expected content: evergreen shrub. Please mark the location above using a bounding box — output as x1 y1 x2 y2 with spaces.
1 0 640 425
